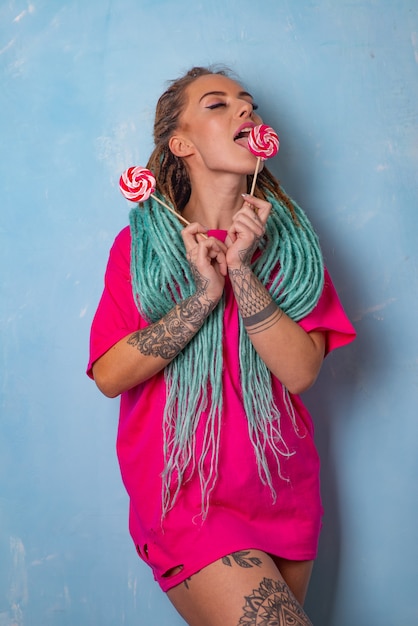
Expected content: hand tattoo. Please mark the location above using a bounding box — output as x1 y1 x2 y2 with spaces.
237 238 261 267
189 256 210 296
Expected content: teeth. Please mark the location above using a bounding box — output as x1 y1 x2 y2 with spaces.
234 127 252 139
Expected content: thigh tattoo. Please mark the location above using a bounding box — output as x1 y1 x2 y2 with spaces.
222 550 262 569
239 577 313 626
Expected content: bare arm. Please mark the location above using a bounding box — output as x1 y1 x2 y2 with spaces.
229 263 325 394
93 225 227 398
226 196 325 395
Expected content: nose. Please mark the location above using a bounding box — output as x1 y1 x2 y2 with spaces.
236 99 254 119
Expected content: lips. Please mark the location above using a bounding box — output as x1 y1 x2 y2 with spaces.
234 122 256 148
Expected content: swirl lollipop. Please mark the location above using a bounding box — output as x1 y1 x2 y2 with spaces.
247 124 280 194
119 166 190 227
119 166 156 202
248 124 279 159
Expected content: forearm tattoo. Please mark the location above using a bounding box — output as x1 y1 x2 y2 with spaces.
239 577 313 626
229 265 283 335
127 264 217 360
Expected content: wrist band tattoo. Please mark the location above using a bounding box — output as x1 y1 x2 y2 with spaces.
244 306 284 335
242 301 282 328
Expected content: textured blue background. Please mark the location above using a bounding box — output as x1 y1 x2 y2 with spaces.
1 1 417 624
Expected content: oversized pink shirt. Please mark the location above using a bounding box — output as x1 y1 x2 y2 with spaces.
87 226 356 591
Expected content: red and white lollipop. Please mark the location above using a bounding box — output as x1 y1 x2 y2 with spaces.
119 166 190 227
248 124 279 160
247 124 280 194
119 166 156 202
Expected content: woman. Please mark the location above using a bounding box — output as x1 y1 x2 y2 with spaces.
87 66 356 625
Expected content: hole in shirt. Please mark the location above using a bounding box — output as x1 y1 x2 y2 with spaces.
136 543 149 560
162 565 184 578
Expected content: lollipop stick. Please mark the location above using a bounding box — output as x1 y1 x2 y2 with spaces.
151 194 191 227
249 157 261 196
121 167 206 237
151 194 208 239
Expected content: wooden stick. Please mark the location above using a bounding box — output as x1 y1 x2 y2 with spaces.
151 194 191 227
151 194 208 239
249 157 261 196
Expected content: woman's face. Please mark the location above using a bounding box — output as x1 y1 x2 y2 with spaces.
171 74 263 176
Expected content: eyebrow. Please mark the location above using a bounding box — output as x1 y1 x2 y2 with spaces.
199 90 254 102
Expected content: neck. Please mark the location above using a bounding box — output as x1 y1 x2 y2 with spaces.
182 173 247 230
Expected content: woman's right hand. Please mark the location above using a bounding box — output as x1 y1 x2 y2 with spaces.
181 222 227 303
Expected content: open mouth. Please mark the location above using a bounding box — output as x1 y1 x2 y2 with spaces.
234 124 254 147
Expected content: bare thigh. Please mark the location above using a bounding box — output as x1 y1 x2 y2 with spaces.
167 549 313 626
271 554 314 605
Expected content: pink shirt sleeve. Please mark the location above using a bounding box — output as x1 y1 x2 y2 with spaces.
298 267 356 355
87 227 140 378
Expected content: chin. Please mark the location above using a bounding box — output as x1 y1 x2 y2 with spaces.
245 161 265 176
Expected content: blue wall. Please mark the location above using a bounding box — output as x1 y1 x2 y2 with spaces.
1 1 417 624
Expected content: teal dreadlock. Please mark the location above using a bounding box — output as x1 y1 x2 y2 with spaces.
129 192 324 520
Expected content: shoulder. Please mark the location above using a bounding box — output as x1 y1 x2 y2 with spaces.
113 225 131 249
109 225 131 262
104 225 132 279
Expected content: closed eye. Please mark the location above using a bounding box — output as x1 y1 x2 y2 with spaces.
206 102 259 112
206 102 226 110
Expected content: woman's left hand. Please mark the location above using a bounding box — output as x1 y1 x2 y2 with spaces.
225 195 271 269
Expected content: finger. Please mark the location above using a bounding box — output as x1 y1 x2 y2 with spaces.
206 238 228 255
241 194 271 223
237 203 268 227
188 237 227 266
231 211 266 236
236 205 264 224
181 222 208 248
225 231 237 246
182 221 208 235
217 255 228 276
210 248 228 276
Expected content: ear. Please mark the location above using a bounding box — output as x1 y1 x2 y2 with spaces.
169 134 195 158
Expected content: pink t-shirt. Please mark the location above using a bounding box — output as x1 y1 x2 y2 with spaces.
87 226 356 591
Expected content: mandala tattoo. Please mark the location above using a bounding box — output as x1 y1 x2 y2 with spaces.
128 263 217 360
222 550 262 569
239 577 312 626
